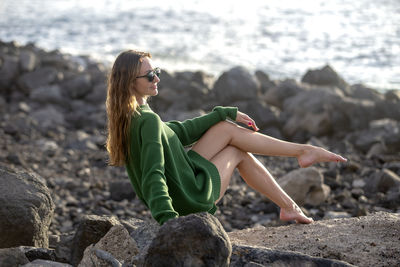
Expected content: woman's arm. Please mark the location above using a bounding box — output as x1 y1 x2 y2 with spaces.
165 106 238 146
139 113 179 224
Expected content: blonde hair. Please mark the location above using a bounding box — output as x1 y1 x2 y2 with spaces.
106 50 151 166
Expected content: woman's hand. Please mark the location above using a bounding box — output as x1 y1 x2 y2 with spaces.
236 111 259 131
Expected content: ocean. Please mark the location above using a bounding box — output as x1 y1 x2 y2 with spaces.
0 0 399 91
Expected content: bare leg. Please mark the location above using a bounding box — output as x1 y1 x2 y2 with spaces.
192 121 346 167
207 145 312 223
191 121 345 224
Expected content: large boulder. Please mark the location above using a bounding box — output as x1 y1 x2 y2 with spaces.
17 67 61 94
70 215 120 266
263 79 306 109
78 224 139 267
0 247 29 267
277 167 330 206
0 55 19 92
0 165 55 248
143 213 232 267
213 66 260 104
301 65 349 95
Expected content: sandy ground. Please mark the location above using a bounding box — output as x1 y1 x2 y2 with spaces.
228 212 400 267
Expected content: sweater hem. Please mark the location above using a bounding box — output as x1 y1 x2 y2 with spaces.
187 150 221 204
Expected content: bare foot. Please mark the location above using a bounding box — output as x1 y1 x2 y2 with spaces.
297 145 347 168
280 205 314 224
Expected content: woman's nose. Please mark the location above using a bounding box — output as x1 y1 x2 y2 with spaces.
154 74 160 83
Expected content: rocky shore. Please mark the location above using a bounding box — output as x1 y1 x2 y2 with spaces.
1 40 400 266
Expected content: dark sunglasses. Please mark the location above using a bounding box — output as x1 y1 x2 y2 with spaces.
136 67 161 82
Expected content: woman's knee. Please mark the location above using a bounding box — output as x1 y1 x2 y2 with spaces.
210 121 237 135
224 145 246 162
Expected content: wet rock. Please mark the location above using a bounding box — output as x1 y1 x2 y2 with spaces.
143 213 231 267
277 167 329 206
70 215 120 266
78 224 139 267
213 66 260 104
0 165 54 248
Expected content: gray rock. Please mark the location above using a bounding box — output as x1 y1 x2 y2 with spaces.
30 85 64 106
255 70 274 93
301 65 349 94
19 50 39 72
31 105 65 132
17 66 61 94
213 66 260 104
21 259 73 267
231 100 281 130
70 215 120 266
0 247 30 267
349 84 384 102
364 169 400 194
109 180 136 201
0 166 54 248
143 213 231 267
62 74 92 99
78 224 139 267
230 244 355 267
277 167 329 206
84 83 107 104
263 79 305 109
323 211 352 220
121 217 160 253
347 119 400 153
0 55 19 91
384 89 400 102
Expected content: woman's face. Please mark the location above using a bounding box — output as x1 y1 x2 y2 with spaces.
133 57 160 101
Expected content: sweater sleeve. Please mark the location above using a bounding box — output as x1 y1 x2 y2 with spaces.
165 106 238 146
139 113 179 224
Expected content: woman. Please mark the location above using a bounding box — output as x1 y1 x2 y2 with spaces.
106 50 347 225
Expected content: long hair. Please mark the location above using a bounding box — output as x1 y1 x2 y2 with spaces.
106 50 151 166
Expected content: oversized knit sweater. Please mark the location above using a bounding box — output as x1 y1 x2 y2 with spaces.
125 105 238 225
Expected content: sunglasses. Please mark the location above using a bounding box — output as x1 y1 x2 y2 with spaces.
136 67 161 82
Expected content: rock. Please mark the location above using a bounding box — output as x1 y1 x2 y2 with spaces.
347 119 400 153
0 247 30 267
21 259 73 267
301 65 349 94
231 100 281 130
255 70 274 93
213 66 260 104
323 211 352 219
19 50 39 72
349 84 384 102
20 246 57 262
17 66 61 94
263 79 305 109
375 169 400 193
84 83 107 104
121 217 160 253
277 167 329 206
0 165 54 248
143 213 231 267
230 244 354 267
30 85 64 106
62 74 92 99
229 212 400 267
70 215 120 266
0 55 19 92
385 89 400 102
78 224 139 267
31 105 65 132
109 180 136 201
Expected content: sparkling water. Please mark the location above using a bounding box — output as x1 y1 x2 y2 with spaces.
0 0 399 91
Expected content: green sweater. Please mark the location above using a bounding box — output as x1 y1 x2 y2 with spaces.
125 105 238 225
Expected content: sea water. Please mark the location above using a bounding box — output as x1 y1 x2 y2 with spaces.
0 0 399 91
